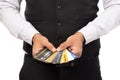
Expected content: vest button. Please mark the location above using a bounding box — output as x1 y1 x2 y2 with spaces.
57 5 62 9
58 22 62 26
57 36 62 43
58 39 61 43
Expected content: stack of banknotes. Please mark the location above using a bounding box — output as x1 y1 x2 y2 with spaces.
33 48 78 64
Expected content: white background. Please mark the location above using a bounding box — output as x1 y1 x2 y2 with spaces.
0 0 120 80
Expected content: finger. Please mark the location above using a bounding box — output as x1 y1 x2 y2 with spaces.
69 46 82 57
45 42 56 52
68 47 72 51
57 41 69 51
71 48 82 58
32 44 44 55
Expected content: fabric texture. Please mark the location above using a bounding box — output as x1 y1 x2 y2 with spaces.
0 0 120 44
19 53 102 80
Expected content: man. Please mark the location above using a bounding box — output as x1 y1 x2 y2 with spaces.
0 0 120 80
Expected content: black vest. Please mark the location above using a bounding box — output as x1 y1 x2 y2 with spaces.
23 0 100 59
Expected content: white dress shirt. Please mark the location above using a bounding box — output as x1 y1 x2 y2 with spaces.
0 0 120 45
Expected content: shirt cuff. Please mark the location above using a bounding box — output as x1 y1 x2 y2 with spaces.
78 23 99 44
20 23 39 45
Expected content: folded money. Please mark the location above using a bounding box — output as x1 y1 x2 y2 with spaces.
33 48 78 64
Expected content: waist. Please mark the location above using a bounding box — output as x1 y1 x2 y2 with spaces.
23 39 100 59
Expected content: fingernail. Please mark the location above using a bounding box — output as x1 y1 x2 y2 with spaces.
57 48 60 52
52 48 57 52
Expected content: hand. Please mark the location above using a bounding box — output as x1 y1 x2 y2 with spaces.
32 33 56 56
57 32 84 58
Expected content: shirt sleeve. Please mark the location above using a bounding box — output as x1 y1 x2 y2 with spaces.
78 0 120 44
0 0 39 45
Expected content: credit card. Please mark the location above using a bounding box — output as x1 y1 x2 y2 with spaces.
52 51 63 63
33 48 78 64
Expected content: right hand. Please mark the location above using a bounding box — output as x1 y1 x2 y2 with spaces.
32 33 56 56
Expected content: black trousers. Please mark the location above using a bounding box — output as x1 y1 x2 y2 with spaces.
19 54 102 80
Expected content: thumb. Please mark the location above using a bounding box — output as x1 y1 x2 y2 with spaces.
57 41 69 51
45 42 56 52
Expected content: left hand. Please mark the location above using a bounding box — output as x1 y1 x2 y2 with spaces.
57 32 85 58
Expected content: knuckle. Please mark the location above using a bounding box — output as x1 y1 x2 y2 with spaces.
60 43 64 47
32 50 37 55
59 43 64 48
45 42 54 50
